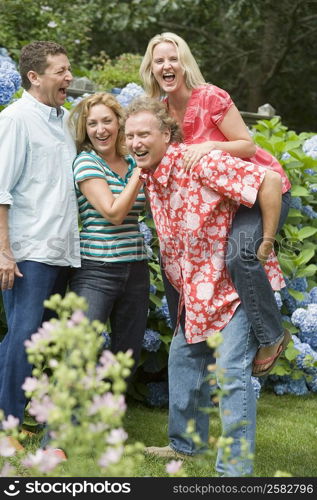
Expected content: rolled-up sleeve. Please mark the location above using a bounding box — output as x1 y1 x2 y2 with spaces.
0 114 27 205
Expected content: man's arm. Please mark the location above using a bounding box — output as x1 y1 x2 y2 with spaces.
0 205 23 290
256 170 282 264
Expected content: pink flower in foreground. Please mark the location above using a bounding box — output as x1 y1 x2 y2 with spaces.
88 393 126 416
24 321 56 349
0 462 15 476
0 437 16 457
166 460 183 474
2 415 19 430
22 449 62 472
71 310 86 324
98 446 124 468
106 428 128 445
22 377 39 392
28 395 56 423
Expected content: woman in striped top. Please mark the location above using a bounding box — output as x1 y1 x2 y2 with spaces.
68 92 149 378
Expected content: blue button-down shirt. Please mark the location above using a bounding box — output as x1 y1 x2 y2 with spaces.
0 91 80 266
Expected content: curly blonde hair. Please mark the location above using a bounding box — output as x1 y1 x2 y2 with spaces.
140 32 206 98
69 92 127 156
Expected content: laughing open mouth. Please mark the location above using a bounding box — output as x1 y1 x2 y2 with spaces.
135 151 148 158
163 73 175 82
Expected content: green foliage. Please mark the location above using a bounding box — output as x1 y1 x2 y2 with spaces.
253 118 317 281
0 0 97 68
88 53 143 91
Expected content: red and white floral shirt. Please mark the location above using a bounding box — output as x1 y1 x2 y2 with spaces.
141 143 285 344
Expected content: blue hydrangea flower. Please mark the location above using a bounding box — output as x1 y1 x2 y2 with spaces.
291 308 308 327
288 277 308 292
142 328 161 352
281 152 291 161
292 335 317 375
145 381 169 408
0 48 22 105
116 82 144 107
304 168 316 175
274 291 283 310
292 304 317 350
307 374 317 392
272 375 309 395
289 196 302 210
101 330 111 349
155 295 172 329
149 283 157 295
301 205 317 219
0 76 15 105
138 221 152 245
309 287 317 304
280 286 297 314
303 135 317 158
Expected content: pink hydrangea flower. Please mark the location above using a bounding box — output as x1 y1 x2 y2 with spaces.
166 460 183 474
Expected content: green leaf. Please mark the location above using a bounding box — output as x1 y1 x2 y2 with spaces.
149 293 162 307
285 346 298 362
291 185 310 196
296 264 317 277
294 248 315 266
287 208 303 218
298 227 317 240
288 289 304 301
278 254 296 275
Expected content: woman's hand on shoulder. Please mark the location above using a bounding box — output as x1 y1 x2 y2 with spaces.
183 142 215 170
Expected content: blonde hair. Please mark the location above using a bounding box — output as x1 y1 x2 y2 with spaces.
124 96 182 143
140 32 206 98
69 92 127 156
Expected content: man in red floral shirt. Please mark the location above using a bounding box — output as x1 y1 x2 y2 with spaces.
124 96 285 476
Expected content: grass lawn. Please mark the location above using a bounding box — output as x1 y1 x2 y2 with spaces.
3 390 317 477
123 389 317 478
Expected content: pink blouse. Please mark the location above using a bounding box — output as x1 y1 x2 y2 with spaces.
166 84 291 194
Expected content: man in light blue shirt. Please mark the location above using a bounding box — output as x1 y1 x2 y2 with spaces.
0 41 80 429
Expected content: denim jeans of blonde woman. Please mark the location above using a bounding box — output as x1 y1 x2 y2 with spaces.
168 304 258 477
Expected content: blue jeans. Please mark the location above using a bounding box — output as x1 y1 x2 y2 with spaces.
226 191 291 346
163 191 291 346
168 305 258 477
0 261 70 423
69 259 150 377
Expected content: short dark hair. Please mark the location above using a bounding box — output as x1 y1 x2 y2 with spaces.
19 41 67 90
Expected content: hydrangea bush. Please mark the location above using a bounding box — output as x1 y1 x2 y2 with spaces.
252 119 317 396
0 48 21 106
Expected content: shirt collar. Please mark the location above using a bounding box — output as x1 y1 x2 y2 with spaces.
140 143 183 187
22 90 64 120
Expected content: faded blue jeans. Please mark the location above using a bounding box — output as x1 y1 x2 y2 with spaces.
168 305 258 476
225 191 291 347
0 262 70 424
